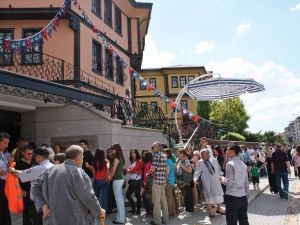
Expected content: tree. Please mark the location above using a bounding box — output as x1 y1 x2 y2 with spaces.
196 101 211 120
221 132 246 141
243 131 263 142
209 97 250 134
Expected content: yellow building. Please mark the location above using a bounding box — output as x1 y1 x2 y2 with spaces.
136 66 207 118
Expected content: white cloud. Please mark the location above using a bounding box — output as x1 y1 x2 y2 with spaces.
195 41 216 54
206 58 300 133
235 22 251 36
141 35 175 68
290 3 300 11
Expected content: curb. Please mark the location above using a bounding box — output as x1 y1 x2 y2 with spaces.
220 183 270 225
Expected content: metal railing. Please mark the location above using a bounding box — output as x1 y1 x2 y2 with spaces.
0 52 126 96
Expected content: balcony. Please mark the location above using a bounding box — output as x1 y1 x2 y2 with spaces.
0 52 120 99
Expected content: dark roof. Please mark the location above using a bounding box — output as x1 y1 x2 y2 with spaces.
141 66 207 73
129 0 153 9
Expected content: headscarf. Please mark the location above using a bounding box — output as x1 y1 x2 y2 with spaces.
201 148 215 175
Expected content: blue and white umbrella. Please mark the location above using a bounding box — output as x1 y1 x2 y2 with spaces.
186 77 265 101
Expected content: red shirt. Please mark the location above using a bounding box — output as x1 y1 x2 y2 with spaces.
94 160 109 180
143 162 152 185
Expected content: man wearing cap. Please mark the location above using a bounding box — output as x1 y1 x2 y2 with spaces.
10 147 54 224
0 132 11 225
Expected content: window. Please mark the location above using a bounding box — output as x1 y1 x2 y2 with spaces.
171 76 178 88
188 75 194 83
140 80 146 90
141 102 148 111
92 0 101 17
150 101 158 112
92 40 102 74
104 0 112 27
149 78 156 88
115 58 124 85
0 29 13 66
114 5 122 35
22 29 42 65
180 76 187 87
105 48 113 80
181 100 188 110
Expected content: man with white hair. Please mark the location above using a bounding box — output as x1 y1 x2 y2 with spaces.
32 145 105 225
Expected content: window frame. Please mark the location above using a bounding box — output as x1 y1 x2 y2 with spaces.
150 101 158 113
92 0 102 18
180 100 188 110
171 76 178 88
140 79 146 90
105 47 113 80
115 57 124 85
0 28 14 66
140 102 148 111
188 75 195 83
149 78 156 88
180 76 187 88
92 40 102 74
114 5 122 35
104 0 112 27
21 28 43 65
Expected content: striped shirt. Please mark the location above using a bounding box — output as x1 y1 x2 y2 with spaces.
152 151 167 185
223 157 249 197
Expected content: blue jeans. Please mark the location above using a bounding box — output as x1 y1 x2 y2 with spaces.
94 179 109 212
113 179 125 223
275 172 289 196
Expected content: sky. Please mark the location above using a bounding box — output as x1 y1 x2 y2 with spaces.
139 0 300 133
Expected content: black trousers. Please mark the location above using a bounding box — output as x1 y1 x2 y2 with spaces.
0 180 11 225
126 179 142 212
180 185 194 212
225 195 249 225
23 198 43 225
252 176 259 185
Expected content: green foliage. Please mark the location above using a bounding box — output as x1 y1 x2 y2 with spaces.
221 132 246 141
209 97 250 134
243 131 263 142
243 130 286 144
196 101 211 120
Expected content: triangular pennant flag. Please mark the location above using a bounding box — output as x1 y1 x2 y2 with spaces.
78 4 81 10
26 39 31 49
129 67 134 75
54 19 60 27
147 85 155 91
169 100 176 109
192 115 200 123
43 30 48 40
93 26 97 33
108 46 114 55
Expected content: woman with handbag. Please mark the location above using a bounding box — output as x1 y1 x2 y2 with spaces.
176 149 194 214
194 149 225 218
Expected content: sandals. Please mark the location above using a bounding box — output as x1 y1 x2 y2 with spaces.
216 209 226 215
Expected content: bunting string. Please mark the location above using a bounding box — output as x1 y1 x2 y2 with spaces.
1 0 213 126
70 0 209 125
0 0 68 52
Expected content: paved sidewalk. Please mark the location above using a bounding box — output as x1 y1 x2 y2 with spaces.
12 177 270 225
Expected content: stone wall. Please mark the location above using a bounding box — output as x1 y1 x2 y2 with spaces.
21 104 167 163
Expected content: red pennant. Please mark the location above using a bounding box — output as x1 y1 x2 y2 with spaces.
169 100 176 109
147 85 155 91
54 19 60 27
129 67 134 75
43 31 48 40
93 26 97 33
78 4 81 10
192 115 200 123
4 40 10 51
26 39 31 49
108 46 114 54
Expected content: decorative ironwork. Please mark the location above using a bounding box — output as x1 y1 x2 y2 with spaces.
0 83 72 105
114 97 167 130
0 51 128 97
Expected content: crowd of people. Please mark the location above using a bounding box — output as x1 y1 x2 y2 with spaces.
0 132 298 225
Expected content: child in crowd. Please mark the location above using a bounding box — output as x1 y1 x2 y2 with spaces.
250 162 260 189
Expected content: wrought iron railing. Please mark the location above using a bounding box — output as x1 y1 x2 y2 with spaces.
0 52 129 97
167 118 218 144
115 97 168 130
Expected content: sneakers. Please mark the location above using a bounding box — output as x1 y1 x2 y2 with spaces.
283 192 288 200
